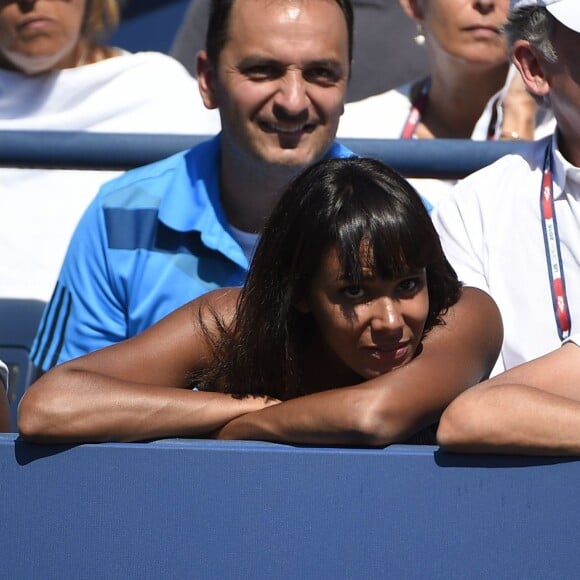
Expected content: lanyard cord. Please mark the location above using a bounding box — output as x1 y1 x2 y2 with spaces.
401 76 499 140
540 141 572 340
401 77 430 139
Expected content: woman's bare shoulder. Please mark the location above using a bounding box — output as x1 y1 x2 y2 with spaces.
161 287 239 347
189 288 241 326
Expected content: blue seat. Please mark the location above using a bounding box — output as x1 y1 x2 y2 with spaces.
0 298 46 430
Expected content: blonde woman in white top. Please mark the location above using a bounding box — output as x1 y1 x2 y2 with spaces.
339 0 553 141
338 0 554 208
0 0 219 302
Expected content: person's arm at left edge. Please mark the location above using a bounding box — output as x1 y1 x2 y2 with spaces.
0 393 8 432
0 360 10 431
216 287 503 446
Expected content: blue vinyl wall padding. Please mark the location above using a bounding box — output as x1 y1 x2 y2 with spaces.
0 130 532 178
1 434 579 580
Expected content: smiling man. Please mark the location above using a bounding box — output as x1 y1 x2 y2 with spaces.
31 0 355 370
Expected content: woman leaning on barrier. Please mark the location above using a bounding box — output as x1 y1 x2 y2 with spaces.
18 158 501 446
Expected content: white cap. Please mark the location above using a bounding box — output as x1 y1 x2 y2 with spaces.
511 0 580 33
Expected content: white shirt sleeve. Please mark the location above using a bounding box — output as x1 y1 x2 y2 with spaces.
431 185 491 294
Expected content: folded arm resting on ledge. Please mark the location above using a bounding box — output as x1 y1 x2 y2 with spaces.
437 342 580 456
215 287 502 445
18 290 279 443
18 287 501 446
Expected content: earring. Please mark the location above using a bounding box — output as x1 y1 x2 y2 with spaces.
414 23 425 46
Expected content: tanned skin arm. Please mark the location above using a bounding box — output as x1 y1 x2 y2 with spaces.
437 342 580 455
216 287 503 446
18 289 277 444
0 388 10 432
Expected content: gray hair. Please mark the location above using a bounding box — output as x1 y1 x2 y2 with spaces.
505 7 558 63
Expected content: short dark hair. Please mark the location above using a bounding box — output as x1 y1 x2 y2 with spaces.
194 157 462 400
505 6 557 63
206 0 354 66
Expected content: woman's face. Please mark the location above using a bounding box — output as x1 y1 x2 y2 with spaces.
417 0 509 70
0 0 87 74
302 244 429 381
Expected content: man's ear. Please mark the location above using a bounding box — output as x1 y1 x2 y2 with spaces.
399 0 423 21
197 50 220 110
512 40 551 98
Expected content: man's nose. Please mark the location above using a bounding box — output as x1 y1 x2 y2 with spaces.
273 70 310 117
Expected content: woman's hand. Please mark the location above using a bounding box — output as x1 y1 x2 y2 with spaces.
213 396 281 440
499 72 537 141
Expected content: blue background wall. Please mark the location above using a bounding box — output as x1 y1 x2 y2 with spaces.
110 0 191 53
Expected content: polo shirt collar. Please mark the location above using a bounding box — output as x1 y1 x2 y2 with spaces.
158 134 249 269
157 136 356 268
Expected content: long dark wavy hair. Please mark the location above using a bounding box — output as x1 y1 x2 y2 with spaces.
193 157 462 399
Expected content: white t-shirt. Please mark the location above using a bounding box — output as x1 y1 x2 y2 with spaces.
0 51 221 302
432 134 580 374
0 51 220 133
229 224 260 264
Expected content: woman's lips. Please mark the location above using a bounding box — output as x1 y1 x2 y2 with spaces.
18 16 55 32
463 24 502 38
366 342 411 362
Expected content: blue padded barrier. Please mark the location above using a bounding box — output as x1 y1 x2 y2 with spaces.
0 130 532 178
1 433 579 580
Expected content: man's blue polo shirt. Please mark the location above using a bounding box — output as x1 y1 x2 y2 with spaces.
31 135 354 371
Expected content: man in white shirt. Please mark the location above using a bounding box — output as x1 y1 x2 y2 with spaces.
434 0 580 455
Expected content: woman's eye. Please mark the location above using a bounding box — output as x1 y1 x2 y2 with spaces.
397 277 423 295
342 285 365 299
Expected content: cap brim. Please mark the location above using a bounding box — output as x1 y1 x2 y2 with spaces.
548 3 580 33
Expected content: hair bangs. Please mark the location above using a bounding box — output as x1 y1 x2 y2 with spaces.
333 178 438 282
